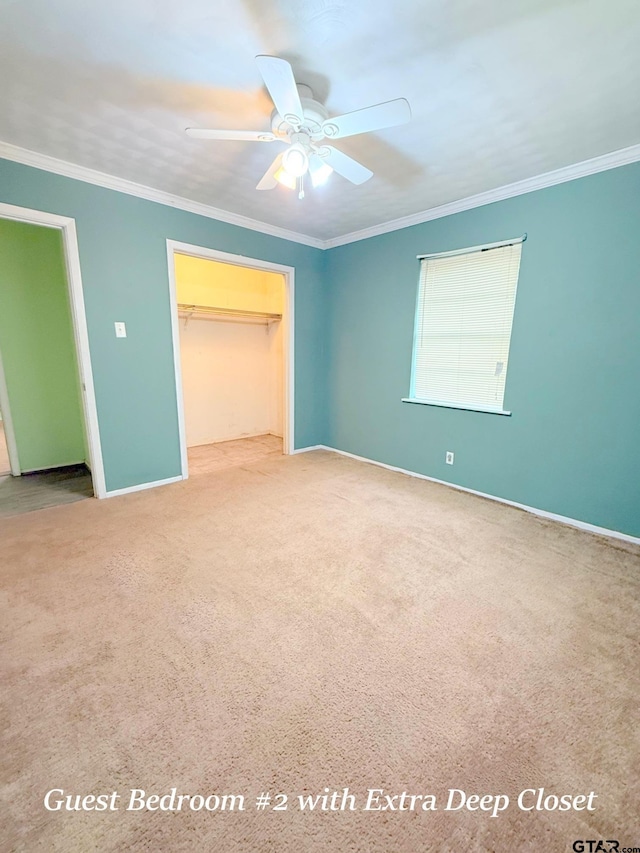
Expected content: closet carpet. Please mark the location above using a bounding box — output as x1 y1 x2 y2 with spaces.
1 449 639 852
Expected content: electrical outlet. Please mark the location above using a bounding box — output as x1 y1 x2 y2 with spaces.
445 451 454 465
114 321 127 338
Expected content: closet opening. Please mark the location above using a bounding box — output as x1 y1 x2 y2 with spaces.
167 242 294 479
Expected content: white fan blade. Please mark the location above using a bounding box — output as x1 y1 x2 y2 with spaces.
321 98 411 140
322 147 373 185
256 153 285 190
255 55 304 128
186 128 277 141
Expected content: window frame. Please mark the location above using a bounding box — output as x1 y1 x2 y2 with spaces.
402 235 526 416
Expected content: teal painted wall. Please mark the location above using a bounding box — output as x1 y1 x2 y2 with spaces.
325 163 640 538
0 218 86 471
2 154 638 536
0 158 328 492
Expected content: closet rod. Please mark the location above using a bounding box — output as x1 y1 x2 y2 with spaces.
178 303 282 321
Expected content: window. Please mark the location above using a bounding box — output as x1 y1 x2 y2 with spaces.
404 237 524 415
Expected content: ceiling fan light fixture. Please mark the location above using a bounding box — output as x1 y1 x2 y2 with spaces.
282 143 309 178
309 159 333 187
188 56 411 196
274 166 297 189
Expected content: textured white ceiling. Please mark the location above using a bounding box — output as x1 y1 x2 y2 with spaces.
1 0 639 241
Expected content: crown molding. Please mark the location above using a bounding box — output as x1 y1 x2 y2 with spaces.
0 140 325 250
322 142 640 249
2 138 640 252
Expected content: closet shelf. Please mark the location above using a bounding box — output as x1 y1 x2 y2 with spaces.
178 303 282 323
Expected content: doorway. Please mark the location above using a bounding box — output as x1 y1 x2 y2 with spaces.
0 204 105 513
166 242 294 478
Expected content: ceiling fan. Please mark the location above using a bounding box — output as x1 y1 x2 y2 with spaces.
186 56 412 198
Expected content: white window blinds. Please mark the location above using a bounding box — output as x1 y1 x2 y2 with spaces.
410 240 522 413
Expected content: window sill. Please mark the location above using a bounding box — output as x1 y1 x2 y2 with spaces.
402 397 512 416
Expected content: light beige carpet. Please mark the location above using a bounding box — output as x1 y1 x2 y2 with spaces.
1 449 639 852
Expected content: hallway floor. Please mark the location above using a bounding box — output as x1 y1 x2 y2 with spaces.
0 464 93 517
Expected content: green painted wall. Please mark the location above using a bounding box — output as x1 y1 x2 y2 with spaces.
325 163 640 538
0 218 85 472
0 158 328 492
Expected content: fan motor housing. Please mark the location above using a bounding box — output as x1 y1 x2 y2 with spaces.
270 85 329 140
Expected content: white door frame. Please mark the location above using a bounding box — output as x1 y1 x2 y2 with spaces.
0 343 20 476
166 239 295 477
0 202 106 498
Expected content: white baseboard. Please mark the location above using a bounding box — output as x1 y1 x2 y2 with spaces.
310 445 640 546
98 445 639 544
106 434 285 498
104 475 183 499
189 431 280 448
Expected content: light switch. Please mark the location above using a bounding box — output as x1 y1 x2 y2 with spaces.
114 322 127 338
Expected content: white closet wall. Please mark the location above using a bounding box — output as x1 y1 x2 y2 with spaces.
175 255 284 448
268 319 284 438
179 318 282 446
